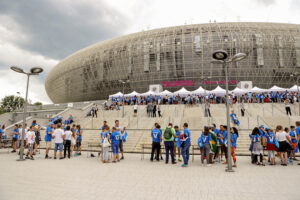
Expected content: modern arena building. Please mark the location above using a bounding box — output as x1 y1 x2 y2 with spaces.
45 22 300 103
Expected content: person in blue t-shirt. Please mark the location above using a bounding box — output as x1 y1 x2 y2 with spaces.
150 124 162 161
295 122 300 166
264 127 276 165
76 125 83 155
45 122 54 159
11 124 19 153
250 127 264 165
181 123 191 167
174 126 182 162
219 125 228 164
101 126 110 163
110 127 121 162
230 127 238 167
289 126 298 161
199 127 212 166
211 124 221 160
230 111 239 127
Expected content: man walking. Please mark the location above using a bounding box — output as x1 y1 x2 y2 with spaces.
163 123 176 164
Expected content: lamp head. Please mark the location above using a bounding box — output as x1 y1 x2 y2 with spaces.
10 66 25 74
231 53 247 62
212 50 228 61
30 67 43 74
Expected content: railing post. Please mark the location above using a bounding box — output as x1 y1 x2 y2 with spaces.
257 115 259 127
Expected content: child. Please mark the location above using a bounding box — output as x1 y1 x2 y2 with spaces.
265 127 276 165
25 126 35 160
250 127 264 166
110 127 121 163
230 127 238 167
174 125 182 162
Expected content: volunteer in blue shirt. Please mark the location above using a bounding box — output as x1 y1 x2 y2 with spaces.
199 127 212 166
264 127 276 165
289 126 298 161
295 121 300 165
174 126 182 162
230 127 238 167
45 122 54 159
110 127 121 163
150 124 162 161
11 124 19 153
219 125 228 164
76 125 83 155
101 126 110 163
230 111 239 127
181 123 191 167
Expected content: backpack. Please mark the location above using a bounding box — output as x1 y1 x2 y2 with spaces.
164 127 172 140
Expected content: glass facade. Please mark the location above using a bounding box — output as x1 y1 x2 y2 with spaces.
46 22 300 103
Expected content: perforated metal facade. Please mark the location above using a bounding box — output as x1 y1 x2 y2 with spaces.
46 22 300 103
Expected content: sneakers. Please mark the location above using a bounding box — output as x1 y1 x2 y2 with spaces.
160 156 164 160
11 150 16 153
121 156 124 160
25 156 30 159
181 164 187 167
30 156 34 160
178 158 182 162
59 157 64 160
54 157 57 159
172 162 177 164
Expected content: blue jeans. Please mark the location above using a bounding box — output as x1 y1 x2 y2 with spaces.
112 143 119 155
181 142 190 165
164 141 175 163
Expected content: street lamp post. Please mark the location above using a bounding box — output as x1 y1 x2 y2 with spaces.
211 51 247 172
119 80 130 118
10 66 43 161
290 72 300 115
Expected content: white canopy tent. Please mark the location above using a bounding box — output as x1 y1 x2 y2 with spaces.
158 90 173 97
268 85 287 92
288 85 300 92
140 90 157 97
124 91 140 97
173 87 191 96
250 86 267 93
191 86 208 96
230 87 248 96
109 92 123 98
209 86 226 96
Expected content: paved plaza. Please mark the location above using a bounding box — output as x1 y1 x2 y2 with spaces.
0 149 300 200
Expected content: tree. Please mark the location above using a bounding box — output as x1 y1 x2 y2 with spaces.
0 95 25 112
33 102 43 106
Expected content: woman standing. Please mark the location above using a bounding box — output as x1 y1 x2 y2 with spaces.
101 126 110 163
157 105 162 118
275 125 292 166
70 126 76 157
199 127 212 167
76 125 83 155
284 98 292 116
250 127 264 166
230 127 238 167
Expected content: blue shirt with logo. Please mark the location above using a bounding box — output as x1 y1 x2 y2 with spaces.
13 128 19 139
183 128 191 144
77 129 82 141
200 133 212 144
110 131 120 145
218 130 227 144
151 128 161 143
265 132 276 144
231 133 238 148
101 131 109 144
45 126 53 142
250 134 260 143
175 130 181 146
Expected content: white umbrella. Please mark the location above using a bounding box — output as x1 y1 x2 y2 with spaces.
158 90 173 97
250 86 267 93
173 87 191 96
124 91 140 97
288 85 300 92
268 85 287 92
191 86 208 95
109 92 123 98
230 87 248 96
209 86 226 96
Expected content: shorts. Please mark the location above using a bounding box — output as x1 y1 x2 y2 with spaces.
76 140 82 148
134 110 137 113
119 140 123 152
45 141 52 149
54 143 63 152
13 138 18 142
112 143 119 155
27 143 34 153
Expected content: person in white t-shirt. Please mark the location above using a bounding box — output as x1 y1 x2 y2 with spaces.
275 125 292 166
63 126 72 158
52 124 65 159
133 104 138 117
25 126 35 160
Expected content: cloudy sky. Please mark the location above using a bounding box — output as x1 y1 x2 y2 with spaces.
0 0 300 104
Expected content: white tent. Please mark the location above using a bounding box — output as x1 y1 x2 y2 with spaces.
140 90 156 97
173 87 191 96
268 85 287 92
209 86 226 96
158 90 173 97
124 91 140 97
230 87 248 96
191 86 208 95
109 92 123 98
288 85 300 92
250 86 267 93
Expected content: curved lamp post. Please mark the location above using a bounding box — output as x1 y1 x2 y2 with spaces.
10 66 43 161
119 79 130 117
211 51 247 172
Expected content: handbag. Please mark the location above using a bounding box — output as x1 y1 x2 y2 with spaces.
102 137 110 148
274 139 280 149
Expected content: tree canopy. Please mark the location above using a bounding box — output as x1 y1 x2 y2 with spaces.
0 95 25 112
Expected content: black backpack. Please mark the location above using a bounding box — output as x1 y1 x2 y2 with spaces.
164 127 172 139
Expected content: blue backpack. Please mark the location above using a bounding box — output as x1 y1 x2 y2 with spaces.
122 131 128 142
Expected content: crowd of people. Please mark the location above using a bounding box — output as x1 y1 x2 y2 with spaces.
108 91 299 107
